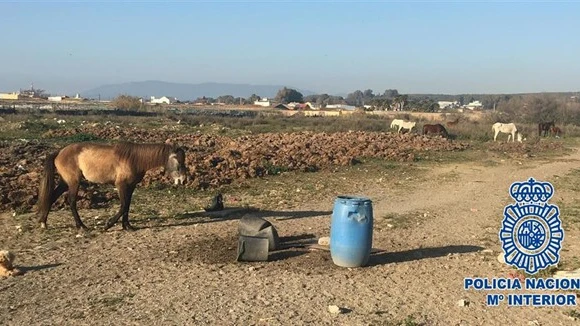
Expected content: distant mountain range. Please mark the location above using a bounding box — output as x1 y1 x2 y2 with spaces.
81 80 317 101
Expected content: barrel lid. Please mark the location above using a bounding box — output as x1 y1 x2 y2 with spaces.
335 195 372 205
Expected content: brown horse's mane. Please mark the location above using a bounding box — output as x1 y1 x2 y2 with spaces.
113 142 174 172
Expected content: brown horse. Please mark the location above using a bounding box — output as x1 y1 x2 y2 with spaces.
37 142 188 231
538 121 555 137
423 124 449 138
550 126 562 138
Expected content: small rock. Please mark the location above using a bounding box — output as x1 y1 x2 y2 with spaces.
470 208 478 212
328 305 342 314
318 237 330 246
457 299 469 307
528 320 540 326
482 249 494 254
248 266 255 272
497 253 506 264
386 223 394 228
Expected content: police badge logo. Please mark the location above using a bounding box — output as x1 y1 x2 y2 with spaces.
499 178 564 275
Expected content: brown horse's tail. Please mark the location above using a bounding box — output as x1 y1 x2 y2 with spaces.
37 152 58 218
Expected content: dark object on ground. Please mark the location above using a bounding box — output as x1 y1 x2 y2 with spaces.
204 193 224 212
238 215 280 251
236 216 281 262
237 236 270 262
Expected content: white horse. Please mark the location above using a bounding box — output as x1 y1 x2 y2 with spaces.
390 119 404 130
508 133 525 143
398 121 416 134
492 122 519 142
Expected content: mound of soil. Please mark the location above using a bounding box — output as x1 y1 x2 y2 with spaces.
3 128 471 212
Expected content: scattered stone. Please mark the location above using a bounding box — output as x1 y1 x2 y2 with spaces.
497 252 506 264
318 237 330 246
248 266 255 272
482 249 494 254
457 299 470 307
527 320 540 326
328 305 343 314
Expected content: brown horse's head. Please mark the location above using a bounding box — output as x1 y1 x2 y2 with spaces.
166 147 187 185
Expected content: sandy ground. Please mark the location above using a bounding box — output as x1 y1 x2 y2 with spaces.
2 145 580 325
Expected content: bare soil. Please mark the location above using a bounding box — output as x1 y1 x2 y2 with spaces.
1 138 580 325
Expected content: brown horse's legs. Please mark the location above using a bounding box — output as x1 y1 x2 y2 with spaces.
121 185 137 231
67 182 87 230
104 211 123 230
104 183 136 231
39 181 68 228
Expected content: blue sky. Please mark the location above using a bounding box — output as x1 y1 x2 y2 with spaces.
0 1 579 95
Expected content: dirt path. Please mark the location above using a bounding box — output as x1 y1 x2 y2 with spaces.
2 146 580 325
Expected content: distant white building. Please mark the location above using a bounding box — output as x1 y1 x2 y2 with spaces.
464 100 483 110
437 101 459 109
326 104 356 111
150 96 176 104
48 96 67 102
254 97 271 107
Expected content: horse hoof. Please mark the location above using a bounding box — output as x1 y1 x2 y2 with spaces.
122 224 137 231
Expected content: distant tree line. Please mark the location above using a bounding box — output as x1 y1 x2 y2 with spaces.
110 87 580 123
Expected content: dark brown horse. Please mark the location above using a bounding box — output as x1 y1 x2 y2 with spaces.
538 121 555 137
37 142 187 231
423 124 449 138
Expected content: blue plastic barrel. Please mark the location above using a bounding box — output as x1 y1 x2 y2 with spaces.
330 196 373 267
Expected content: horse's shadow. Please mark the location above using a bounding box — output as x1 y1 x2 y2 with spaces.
367 245 483 266
18 263 63 274
137 207 331 229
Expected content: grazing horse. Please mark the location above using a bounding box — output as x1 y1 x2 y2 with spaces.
423 124 449 138
397 121 416 134
446 118 460 127
390 119 404 130
508 133 525 143
538 121 555 137
550 126 562 138
492 122 519 142
37 142 188 231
